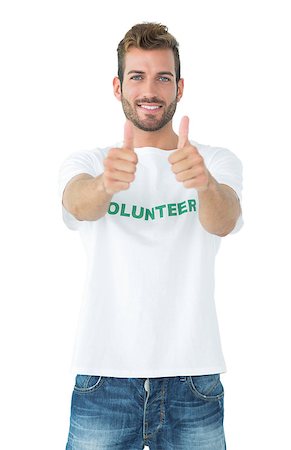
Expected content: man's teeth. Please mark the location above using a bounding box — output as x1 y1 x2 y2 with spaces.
140 105 160 110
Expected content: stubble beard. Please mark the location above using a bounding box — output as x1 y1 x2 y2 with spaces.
121 95 178 132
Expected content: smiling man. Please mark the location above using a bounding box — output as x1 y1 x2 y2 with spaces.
116 47 181 134
59 23 243 450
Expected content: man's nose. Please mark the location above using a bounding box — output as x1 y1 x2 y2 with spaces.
141 79 159 99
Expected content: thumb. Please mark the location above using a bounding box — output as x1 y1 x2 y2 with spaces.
123 120 134 151
178 115 190 149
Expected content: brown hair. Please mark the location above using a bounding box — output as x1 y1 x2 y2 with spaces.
117 22 181 85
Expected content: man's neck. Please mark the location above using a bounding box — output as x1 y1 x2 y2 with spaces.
132 123 179 150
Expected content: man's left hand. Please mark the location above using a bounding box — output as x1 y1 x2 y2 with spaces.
168 116 211 191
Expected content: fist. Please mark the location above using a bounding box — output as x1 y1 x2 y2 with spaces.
102 120 138 194
168 116 210 191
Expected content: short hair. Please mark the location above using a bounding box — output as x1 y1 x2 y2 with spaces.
117 22 181 85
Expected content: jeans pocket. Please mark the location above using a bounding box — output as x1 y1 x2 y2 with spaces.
187 374 224 401
73 374 104 393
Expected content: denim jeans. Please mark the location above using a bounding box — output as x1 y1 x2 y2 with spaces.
66 374 226 449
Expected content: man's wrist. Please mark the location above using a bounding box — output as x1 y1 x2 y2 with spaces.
198 171 219 195
94 174 114 204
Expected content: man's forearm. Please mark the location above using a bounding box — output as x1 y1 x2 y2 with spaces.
198 173 241 237
63 173 113 221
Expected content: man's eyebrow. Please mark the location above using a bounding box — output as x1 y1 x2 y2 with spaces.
157 71 174 77
127 70 174 77
127 70 145 75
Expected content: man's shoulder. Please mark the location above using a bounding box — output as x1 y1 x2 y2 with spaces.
62 145 114 163
190 139 240 164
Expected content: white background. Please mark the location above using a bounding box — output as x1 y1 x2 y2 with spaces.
1 0 290 448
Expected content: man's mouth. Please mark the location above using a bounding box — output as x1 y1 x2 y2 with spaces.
137 103 163 111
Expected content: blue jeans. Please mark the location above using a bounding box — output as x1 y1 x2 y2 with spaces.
66 374 226 449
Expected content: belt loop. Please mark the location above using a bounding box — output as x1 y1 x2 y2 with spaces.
179 376 186 382
144 378 150 392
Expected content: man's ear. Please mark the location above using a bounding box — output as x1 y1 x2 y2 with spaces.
176 78 184 102
113 76 122 101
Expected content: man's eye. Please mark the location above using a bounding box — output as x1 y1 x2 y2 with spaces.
158 76 170 82
130 75 143 80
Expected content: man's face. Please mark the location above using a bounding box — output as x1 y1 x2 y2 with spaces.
115 48 183 132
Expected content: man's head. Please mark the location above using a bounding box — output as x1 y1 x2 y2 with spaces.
113 22 184 132
117 23 181 86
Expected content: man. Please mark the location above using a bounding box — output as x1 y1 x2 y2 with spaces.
59 22 243 450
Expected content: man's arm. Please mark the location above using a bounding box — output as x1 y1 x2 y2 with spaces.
62 120 138 222
168 116 242 237
62 173 113 221
198 173 242 237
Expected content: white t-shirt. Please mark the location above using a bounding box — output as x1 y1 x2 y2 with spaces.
58 140 243 378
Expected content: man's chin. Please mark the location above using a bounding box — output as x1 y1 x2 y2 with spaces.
133 118 164 132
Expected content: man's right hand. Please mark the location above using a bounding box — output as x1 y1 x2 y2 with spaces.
102 120 138 194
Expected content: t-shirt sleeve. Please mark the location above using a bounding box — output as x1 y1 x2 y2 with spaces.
58 150 104 230
208 147 244 234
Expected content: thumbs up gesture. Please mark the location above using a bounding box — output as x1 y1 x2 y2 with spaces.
168 116 210 191
102 120 138 194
